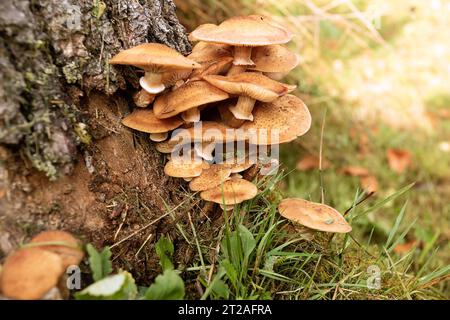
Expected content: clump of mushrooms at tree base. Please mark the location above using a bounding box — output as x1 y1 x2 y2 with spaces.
109 16 352 236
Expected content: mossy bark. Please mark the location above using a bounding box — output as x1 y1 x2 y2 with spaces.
0 0 205 286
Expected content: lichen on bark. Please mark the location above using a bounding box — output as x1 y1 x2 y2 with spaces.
0 0 191 179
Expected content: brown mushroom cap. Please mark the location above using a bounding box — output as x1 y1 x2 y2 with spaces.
153 81 229 119
155 140 182 153
189 164 232 191
188 56 234 81
203 73 296 102
0 248 64 300
188 42 233 63
278 198 352 233
164 157 209 178
200 178 258 205
249 45 300 73
29 231 84 269
170 121 247 144
122 109 183 133
109 43 200 72
242 94 311 145
189 15 293 46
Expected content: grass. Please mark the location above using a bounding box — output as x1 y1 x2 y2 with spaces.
177 171 448 299
173 0 450 299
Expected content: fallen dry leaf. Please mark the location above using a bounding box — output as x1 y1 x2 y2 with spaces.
360 175 378 193
387 148 412 174
393 240 418 254
341 166 370 177
296 154 330 171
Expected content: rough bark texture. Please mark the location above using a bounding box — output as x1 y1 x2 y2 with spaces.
0 0 205 286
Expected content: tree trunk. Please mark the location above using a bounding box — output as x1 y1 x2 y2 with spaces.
0 0 201 285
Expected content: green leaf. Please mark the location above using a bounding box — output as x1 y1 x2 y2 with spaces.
237 224 256 261
210 279 229 299
155 235 174 271
86 244 113 282
220 259 238 288
145 269 185 300
75 271 137 300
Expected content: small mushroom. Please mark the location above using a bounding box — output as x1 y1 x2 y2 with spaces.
189 164 232 192
121 109 183 142
190 15 293 67
200 178 258 205
29 230 84 269
203 72 296 121
164 155 209 178
248 44 300 79
109 43 200 94
153 81 229 123
278 198 352 233
242 94 311 145
0 248 64 300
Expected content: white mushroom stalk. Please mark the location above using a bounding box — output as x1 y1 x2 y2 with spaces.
229 96 255 121
140 72 165 94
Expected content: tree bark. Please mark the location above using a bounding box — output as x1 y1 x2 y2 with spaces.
0 0 198 285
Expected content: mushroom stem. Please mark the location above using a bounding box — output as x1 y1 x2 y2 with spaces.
233 46 254 66
133 89 155 108
227 64 246 76
150 132 168 142
140 72 165 94
181 108 201 123
229 96 256 121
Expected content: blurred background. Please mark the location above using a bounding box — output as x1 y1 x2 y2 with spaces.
176 0 450 293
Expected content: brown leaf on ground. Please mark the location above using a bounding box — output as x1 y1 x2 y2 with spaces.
393 240 419 254
296 154 330 171
387 148 412 174
341 166 370 177
358 134 370 159
360 175 378 193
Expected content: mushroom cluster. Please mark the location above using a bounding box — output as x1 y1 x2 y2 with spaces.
0 231 84 300
109 15 311 209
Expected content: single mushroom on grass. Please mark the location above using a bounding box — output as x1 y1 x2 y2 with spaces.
278 198 352 233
